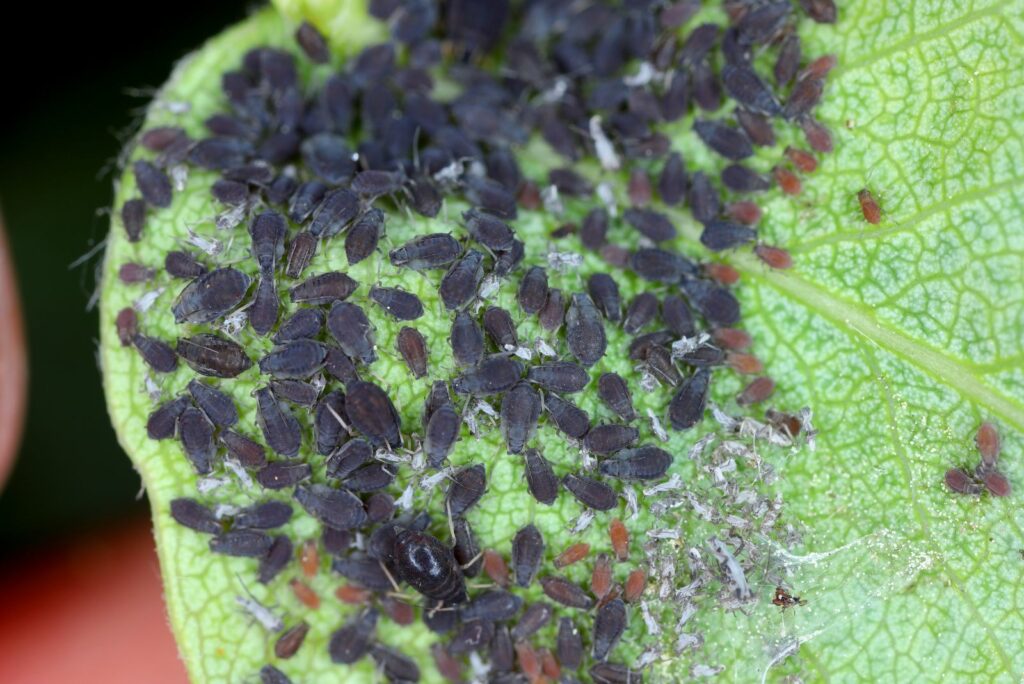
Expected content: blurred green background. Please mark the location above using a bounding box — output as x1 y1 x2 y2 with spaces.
0 1 252 554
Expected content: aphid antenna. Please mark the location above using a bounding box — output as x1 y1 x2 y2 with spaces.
378 559 402 594
461 550 485 571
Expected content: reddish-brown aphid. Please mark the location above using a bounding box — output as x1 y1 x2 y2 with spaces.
976 422 1000 467
591 553 613 599
539 649 560 680
982 471 1011 497
799 54 837 82
945 467 982 495
738 377 776 405
785 146 818 173
290 578 320 609
772 586 806 610
802 117 833 152
118 262 155 284
299 540 319 578
432 643 462 683
335 584 372 604
713 328 752 351
703 262 740 285
483 549 510 588
116 308 138 346
858 189 881 224
595 584 622 610
754 244 793 270
766 409 803 437
725 201 761 225
383 597 416 625
624 569 646 602
628 168 652 206
554 542 590 569
772 166 802 195
608 519 629 561
518 181 542 210
728 352 764 374
515 641 542 683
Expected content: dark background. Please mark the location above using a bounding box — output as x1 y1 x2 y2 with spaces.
0 1 252 554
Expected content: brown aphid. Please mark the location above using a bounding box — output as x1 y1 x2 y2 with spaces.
945 467 982 495
609 518 629 561
703 262 740 286
541 576 594 609
982 470 1011 497
518 180 541 210
800 54 839 82
754 244 794 270
713 328 753 351
396 326 428 378
511 524 544 588
290 578 320 609
382 596 415 626
773 166 802 195
299 539 319 578
728 352 764 374
335 584 372 604
432 643 462 683
857 189 882 224
591 553 613 599
801 117 834 152
554 542 590 569
597 373 636 421
118 262 155 284
116 308 137 346
785 146 818 173
482 549 510 588
773 586 807 610
623 569 646 602
737 377 776 406
133 334 178 373
514 641 541 683
540 649 560 680
274 621 310 660
976 422 1001 467
799 0 837 24
766 409 803 438
628 168 652 206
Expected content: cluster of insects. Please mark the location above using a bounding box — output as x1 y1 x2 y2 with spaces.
113 0 839 681
945 422 1011 498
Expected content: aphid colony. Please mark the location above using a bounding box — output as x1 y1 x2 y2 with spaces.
113 0 838 681
945 422 1011 498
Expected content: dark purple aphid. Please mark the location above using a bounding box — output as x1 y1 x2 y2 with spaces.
517 266 548 315
371 645 420 683
590 662 643 684
688 171 720 225
257 535 292 584
511 524 544 588
461 589 522 622
284 231 318 280
389 233 461 271
682 279 741 326
294 484 367 530
721 164 771 193
365 492 394 525
597 373 635 422
333 555 393 592
164 251 205 280
694 119 752 160
677 343 725 368
324 346 359 384
774 33 802 87
657 152 687 206
424 404 460 469
587 273 622 322
393 529 467 604
486 146 521 192
452 517 482 578
700 220 758 251
209 529 273 558
328 609 378 665
116 308 137 347
189 137 253 170
483 306 518 350
628 331 674 361
396 327 428 378
541 576 594 610
599 446 672 481
309 187 360 238
221 429 267 468
170 498 220 534
132 160 172 208
623 208 676 243
527 362 590 393
274 308 323 343
255 387 302 457
370 286 423 321
140 126 186 151
668 368 711 430
172 268 250 325
539 288 566 332
294 19 329 62
423 380 452 424
327 301 376 365
736 108 776 147
249 211 286 274
562 473 618 511
118 262 155 284
544 393 590 440
351 169 404 196
679 22 719 63
449 311 484 368
178 407 215 474
583 425 639 455
557 617 583 670
346 209 384 265
132 334 179 373
146 396 190 440
645 345 682 386
439 250 485 310
566 293 607 367
271 378 319 407
345 463 396 492
501 382 541 454
464 209 515 252
326 439 373 481
259 339 327 379
345 380 401 448
234 501 292 530
799 0 837 24
593 598 627 660
288 181 327 224
523 448 559 505
314 390 348 456
448 619 495 655
784 75 825 120
187 379 237 427
490 625 514 673
447 464 487 516
580 208 609 250
274 621 310 660
453 356 523 396
290 272 358 305
257 461 312 490
493 239 524 278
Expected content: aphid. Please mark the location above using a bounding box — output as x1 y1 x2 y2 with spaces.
631 249 691 283
170 498 221 534
512 524 544 588
177 406 215 473
305 187 357 238
259 664 291 684
622 293 658 335
131 333 178 373
711 328 751 352
283 231 318 280
172 268 250 325
784 77 825 121
593 598 627 660
270 379 318 407
220 430 266 468
424 404 461 469
257 462 312 490
327 301 376 365
799 54 838 83
563 473 618 511
370 286 423 321
603 519 628 563
254 387 301 456
249 276 279 336
754 244 793 270
120 198 146 242
446 464 487 516
344 462 396 492
489 625 514 674
657 152 687 207
345 209 383 265
163 251 205 280
446 313 483 369
328 609 378 664
735 108 776 147
513 602 554 641
737 376 775 406
681 279 741 326
324 346 359 385
483 306 518 350
294 484 367 530
517 180 541 210
322 527 352 557
233 501 292 530
332 556 393 591
983 470 1012 497
364 492 394 525
595 374 635 423
798 0 837 22
335 584 371 604
626 168 652 207
453 355 523 396
722 64 780 116
785 146 818 174
115 308 137 347
393 528 467 604
700 220 757 252
452 517 482 578
541 576 594 610
543 393 590 440
465 176 517 219
499 381 542 454
351 169 403 197
521 448 559 505
694 119 752 161
460 589 523 622
801 116 834 152
688 171 720 225
580 208 609 250
514 641 542 683
289 578 320 609
482 549 510 588
345 380 402 448
600 446 672 481
623 569 646 602
296 539 319 578
259 340 327 380
133 160 172 208
553 222 579 239
527 362 590 393
591 552 613 600
517 266 548 315
566 293 608 367
493 238 525 277
189 137 253 171
395 327 428 378
774 33 802 86
677 342 725 368
464 209 515 252
772 586 807 610
258 536 293 584
140 125 186 151
976 422 1001 467
770 165 801 196
590 662 644 684
448 619 494 655
209 529 273 557
274 621 310 660
248 211 286 275
313 390 348 456
584 424 639 455
539 288 566 332
292 273 359 307
857 188 883 224
389 233 461 271
669 368 711 430
118 262 155 284
549 167 592 197
721 164 771 192
703 262 741 286
623 208 676 243
587 273 622 323
301 133 355 185
628 330 673 361
439 250 485 310
725 201 762 226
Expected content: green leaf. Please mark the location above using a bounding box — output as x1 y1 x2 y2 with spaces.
99 1 1024 682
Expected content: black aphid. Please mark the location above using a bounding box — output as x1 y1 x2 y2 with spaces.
424 403 460 469
283 231 317 280
483 307 518 350
221 429 267 468
308 187 360 238
274 309 323 344
164 250 206 279
133 334 179 373
580 208 609 250
274 621 310 660
345 463 395 492
116 308 137 346
500 381 541 454
346 209 384 265
623 208 676 243
800 0 837 22
365 492 395 524
449 311 485 368
352 169 404 197
461 589 522 622
784 76 825 120
548 168 592 197
259 535 293 584
700 220 758 251
681 279 741 326
587 273 622 322
170 498 221 534
527 362 590 393
660 296 694 337
301 134 355 185
209 529 273 558
464 209 515 251
324 346 360 385
290 272 358 305
736 109 776 147
539 288 566 332
679 22 719 63
234 501 293 529
294 484 368 530
172 268 250 324
249 276 279 336
438 249 485 310
249 211 286 274
446 464 487 516
389 233 461 271
657 152 687 206
188 137 253 170
621 293 656 335
522 448 559 505
452 355 523 396
327 301 376 365
566 293 607 367
333 555 394 591
688 171 720 225
133 160 172 208
774 33 802 86
254 386 302 457
314 390 348 456
370 286 424 321
543 392 590 440
345 380 402 448
599 445 672 481
511 524 544 588
558 617 583 670
393 529 468 604
541 576 594 610
452 517 482 578
448 619 495 655
493 239 524 278
407 178 442 217
187 380 238 427
490 624 514 672
721 164 771 192
512 602 553 642
646 345 683 386
396 326 428 378
628 331 674 361
722 64 780 116
691 61 722 111
562 473 618 511
517 266 548 315
423 380 451 424
677 343 725 368
590 663 643 684
668 368 711 430
257 461 312 490
596 373 635 421
593 598 627 660
178 407 215 474
371 645 421 683
631 248 693 283
693 119 752 160
288 181 327 223
465 176 517 219
259 340 327 379
328 609 378 665
583 424 638 455
326 439 373 481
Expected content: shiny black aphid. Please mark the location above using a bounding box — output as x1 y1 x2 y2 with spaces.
396 326 428 378
599 445 673 480
294 484 367 530
669 368 712 430
597 373 635 421
566 293 607 367
370 286 424 321
500 381 541 454
290 271 358 305
526 362 590 393
393 529 468 604
255 387 302 457
446 464 487 516
511 524 544 588
345 380 402 448
172 268 250 324
562 473 618 511
523 448 559 505
452 355 523 396
327 301 376 365
389 233 461 271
